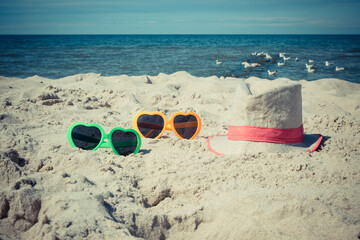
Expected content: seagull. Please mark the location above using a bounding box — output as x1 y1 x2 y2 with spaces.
283 56 291 61
257 52 265 57
306 63 314 69
335 66 345 71
242 61 252 68
309 59 315 63
251 52 257 56
295 57 299 61
278 62 286 66
216 59 223 65
251 63 261 67
325 61 334 66
279 53 286 58
265 53 272 59
268 70 277 75
307 68 316 73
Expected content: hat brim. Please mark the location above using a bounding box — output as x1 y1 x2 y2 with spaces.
207 134 322 155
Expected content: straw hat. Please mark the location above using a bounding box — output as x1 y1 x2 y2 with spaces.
207 79 322 155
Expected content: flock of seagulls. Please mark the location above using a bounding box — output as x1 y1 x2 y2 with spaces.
216 52 345 76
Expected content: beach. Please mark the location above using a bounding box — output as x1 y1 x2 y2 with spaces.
0 71 359 239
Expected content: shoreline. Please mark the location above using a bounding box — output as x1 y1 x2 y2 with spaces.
1 71 358 85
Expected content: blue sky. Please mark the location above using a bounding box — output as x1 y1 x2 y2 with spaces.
0 0 359 34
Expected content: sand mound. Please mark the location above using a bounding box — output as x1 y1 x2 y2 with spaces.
0 72 359 239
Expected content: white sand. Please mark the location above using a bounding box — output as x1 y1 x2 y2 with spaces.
0 72 359 239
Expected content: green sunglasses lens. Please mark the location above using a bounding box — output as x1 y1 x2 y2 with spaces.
71 125 102 150
111 130 138 156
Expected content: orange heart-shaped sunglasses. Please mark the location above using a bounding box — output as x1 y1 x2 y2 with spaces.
133 111 201 140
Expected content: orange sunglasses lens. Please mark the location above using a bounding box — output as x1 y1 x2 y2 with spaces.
136 114 164 138
173 114 199 139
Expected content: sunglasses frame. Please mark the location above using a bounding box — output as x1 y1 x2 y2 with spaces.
133 111 202 140
67 122 141 155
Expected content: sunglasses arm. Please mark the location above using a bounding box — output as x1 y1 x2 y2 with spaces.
172 121 198 129
98 140 139 148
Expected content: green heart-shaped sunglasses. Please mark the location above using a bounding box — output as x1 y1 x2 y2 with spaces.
67 122 141 156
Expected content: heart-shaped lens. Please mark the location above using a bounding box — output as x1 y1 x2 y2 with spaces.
137 114 164 138
173 115 199 139
174 115 199 139
111 130 138 156
71 125 102 150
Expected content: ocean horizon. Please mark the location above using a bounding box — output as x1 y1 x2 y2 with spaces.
1 34 360 83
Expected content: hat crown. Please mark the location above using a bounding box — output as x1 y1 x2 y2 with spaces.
230 80 302 129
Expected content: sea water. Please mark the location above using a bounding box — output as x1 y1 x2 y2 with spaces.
0 34 359 83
